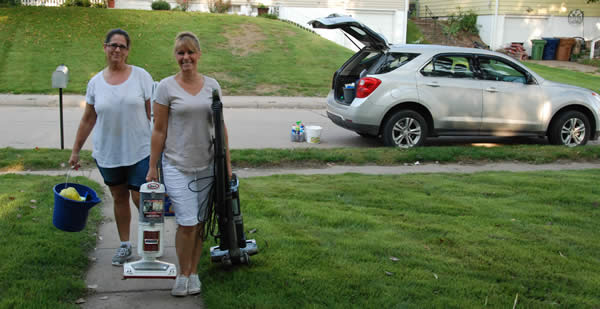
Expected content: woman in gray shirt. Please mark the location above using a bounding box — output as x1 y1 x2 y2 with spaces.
146 32 232 297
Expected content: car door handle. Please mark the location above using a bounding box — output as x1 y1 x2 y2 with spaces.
426 82 440 87
485 87 498 93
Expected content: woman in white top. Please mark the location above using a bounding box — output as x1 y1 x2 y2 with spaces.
69 28 153 266
146 32 232 297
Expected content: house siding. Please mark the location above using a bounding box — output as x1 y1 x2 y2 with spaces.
419 0 600 17
274 0 403 9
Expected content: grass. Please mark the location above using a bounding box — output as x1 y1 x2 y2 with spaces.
3 7 600 97
406 19 429 44
0 7 353 96
2 168 598 307
198 170 600 307
0 173 103 308
579 58 600 68
1 146 599 171
522 61 600 92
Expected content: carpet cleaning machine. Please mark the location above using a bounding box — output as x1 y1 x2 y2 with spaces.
123 90 258 279
123 181 177 279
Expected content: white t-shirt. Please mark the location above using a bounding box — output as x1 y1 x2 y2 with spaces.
154 75 222 172
86 65 153 168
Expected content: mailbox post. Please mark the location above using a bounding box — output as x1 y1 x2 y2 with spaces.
52 65 69 149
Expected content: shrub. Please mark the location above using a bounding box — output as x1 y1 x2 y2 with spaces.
62 0 91 7
258 13 278 19
209 0 231 13
444 7 479 38
458 10 478 34
151 0 170 10
0 0 20 7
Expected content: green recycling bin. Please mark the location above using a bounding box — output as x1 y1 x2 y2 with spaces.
531 39 547 60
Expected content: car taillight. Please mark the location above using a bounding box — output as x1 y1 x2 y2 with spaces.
356 77 382 98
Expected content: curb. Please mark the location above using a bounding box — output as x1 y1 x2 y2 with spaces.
0 94 327 109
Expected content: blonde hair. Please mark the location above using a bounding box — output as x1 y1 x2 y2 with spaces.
174 31 201 54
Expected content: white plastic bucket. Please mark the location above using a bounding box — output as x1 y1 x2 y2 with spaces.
305 125 322 144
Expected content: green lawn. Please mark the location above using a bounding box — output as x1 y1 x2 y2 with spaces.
523 61 600 92
201 170 600 307
3 7 600 97
2 169 598 308
0 7 353 96
0 174 102 308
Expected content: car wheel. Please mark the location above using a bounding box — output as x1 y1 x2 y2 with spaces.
548 111 590 147
382 110 428 148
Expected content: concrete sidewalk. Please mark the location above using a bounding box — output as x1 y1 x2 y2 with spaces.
23 169 204 308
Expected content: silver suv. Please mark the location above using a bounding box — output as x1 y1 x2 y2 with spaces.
310 15 600 147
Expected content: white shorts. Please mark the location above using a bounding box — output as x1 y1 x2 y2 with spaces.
162 161 214 226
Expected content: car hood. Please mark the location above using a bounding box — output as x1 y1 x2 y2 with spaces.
308 14 389 51
541 80 594 94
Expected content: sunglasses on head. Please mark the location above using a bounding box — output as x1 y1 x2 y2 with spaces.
105 43 128 50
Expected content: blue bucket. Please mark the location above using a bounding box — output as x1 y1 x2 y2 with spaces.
53 183 101 232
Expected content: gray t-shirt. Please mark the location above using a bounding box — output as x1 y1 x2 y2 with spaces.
154 75 222 172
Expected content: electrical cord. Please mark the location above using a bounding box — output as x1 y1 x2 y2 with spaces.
186 166 216 241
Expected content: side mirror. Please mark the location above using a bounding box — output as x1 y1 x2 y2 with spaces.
525 72 535 85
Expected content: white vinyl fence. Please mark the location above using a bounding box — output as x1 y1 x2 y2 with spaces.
21 0 103 6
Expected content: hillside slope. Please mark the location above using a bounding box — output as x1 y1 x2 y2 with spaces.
0 7 354 96
410 18 487 48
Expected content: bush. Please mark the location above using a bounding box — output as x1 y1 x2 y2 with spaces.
458 10 478 34
209 0 231 13
151 0 170 10
62 0 92 7
0 0 20 7
258 13 278 19
444 7 479 37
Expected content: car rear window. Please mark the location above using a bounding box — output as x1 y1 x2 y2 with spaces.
371 53 419 74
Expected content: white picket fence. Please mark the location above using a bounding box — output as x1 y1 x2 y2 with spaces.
21 0 104 6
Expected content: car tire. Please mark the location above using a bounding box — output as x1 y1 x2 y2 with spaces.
548 110 590 147
382 110 428 148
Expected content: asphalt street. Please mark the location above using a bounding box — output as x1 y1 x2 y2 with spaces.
0 105 383 150
3 104 597 150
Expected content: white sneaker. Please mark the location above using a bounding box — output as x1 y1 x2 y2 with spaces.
188 274 202 295
171 275 189 297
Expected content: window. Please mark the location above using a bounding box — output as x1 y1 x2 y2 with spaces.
421 55 474 79
478 57 527 84
372 53 419 74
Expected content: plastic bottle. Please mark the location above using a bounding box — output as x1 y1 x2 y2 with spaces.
291 125 297 142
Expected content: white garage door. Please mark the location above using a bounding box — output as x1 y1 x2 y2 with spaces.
350 10 395 45
503 17 548 54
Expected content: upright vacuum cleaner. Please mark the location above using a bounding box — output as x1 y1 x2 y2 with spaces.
123 182 177 279
208 89 258 266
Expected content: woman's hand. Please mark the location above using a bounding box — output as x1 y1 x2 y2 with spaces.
68 152 80 170
146 166 159 183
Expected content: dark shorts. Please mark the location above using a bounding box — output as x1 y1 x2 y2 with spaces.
95 156 150 191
